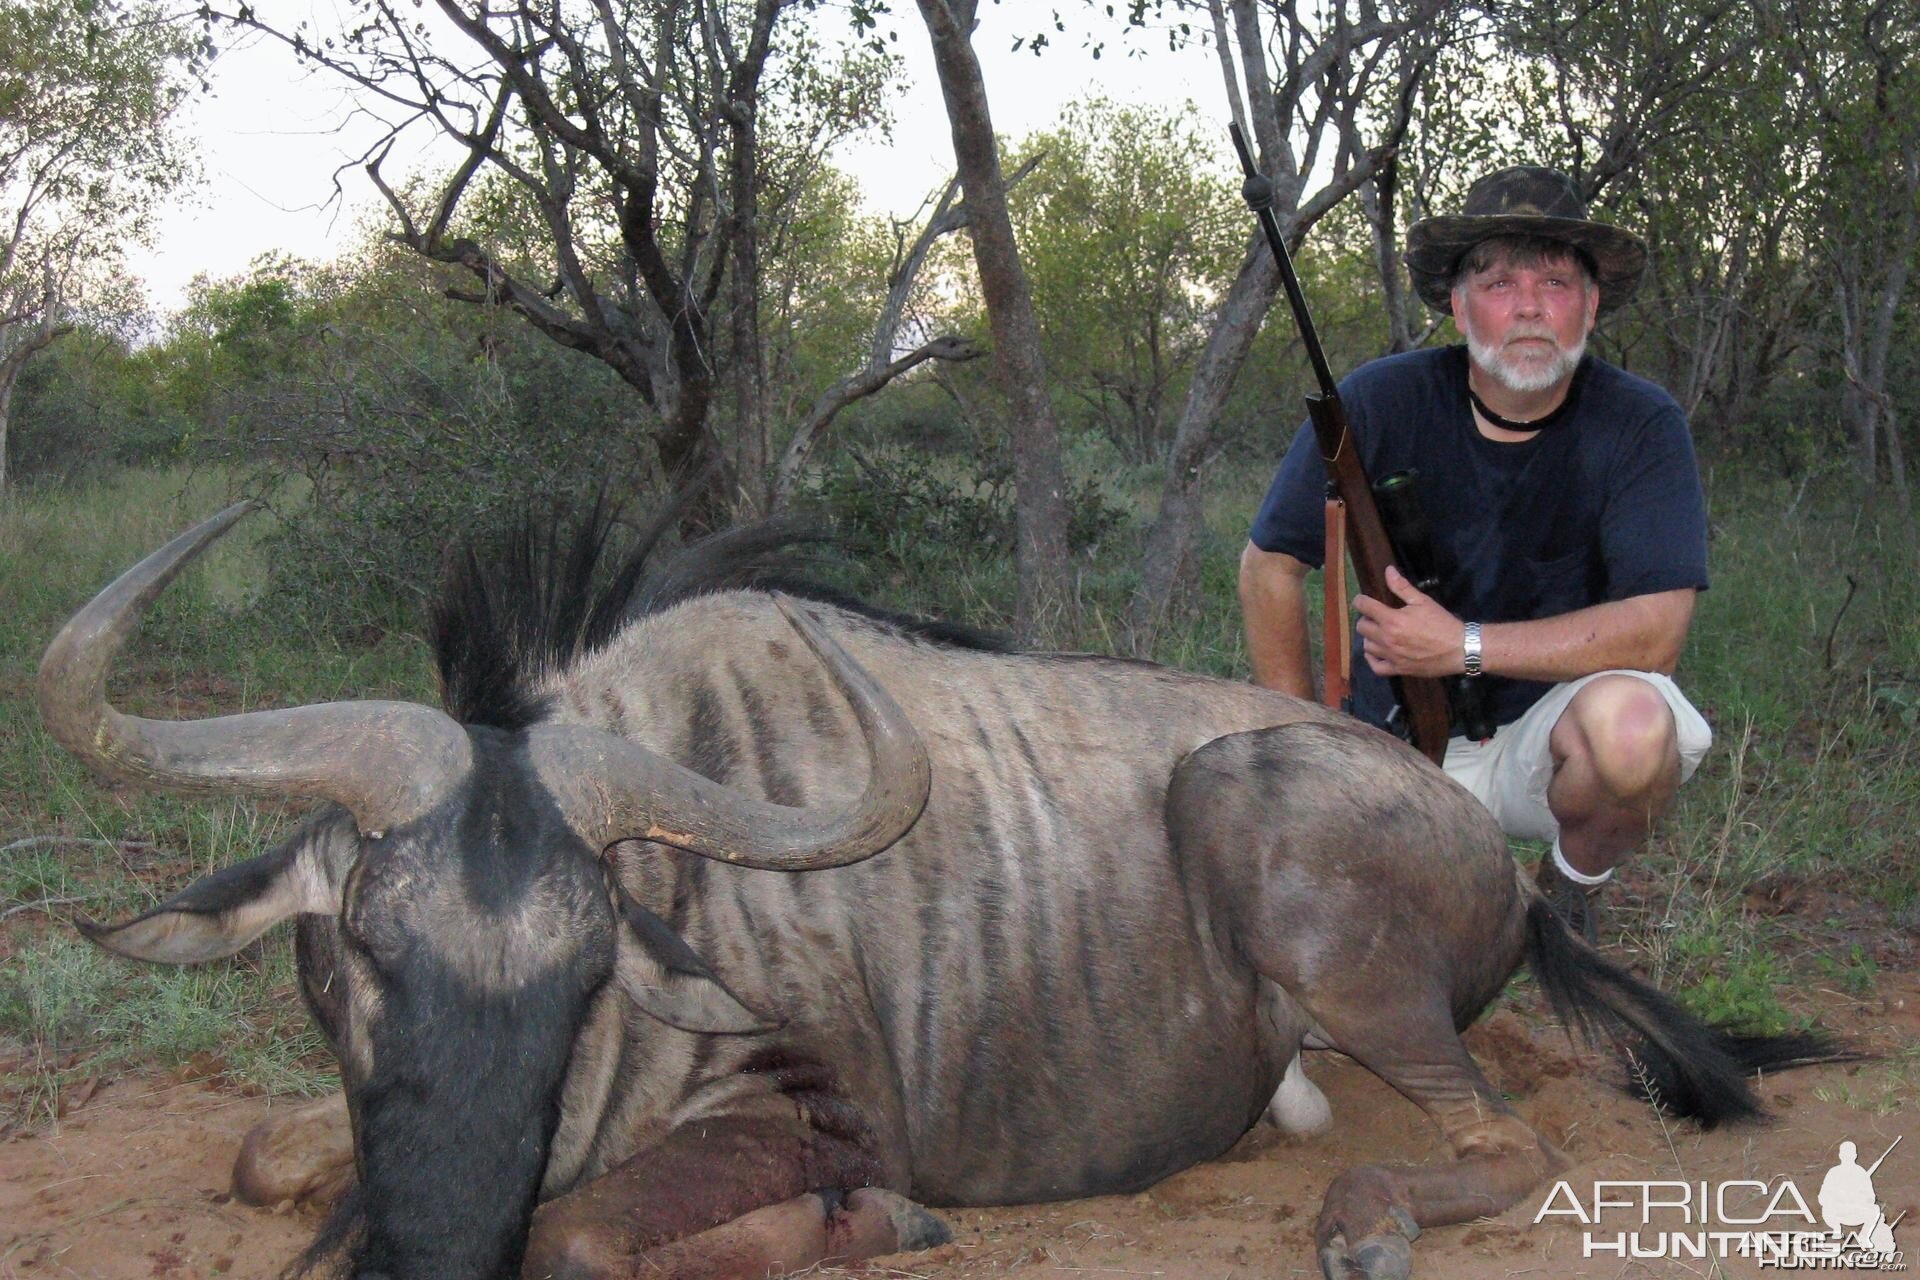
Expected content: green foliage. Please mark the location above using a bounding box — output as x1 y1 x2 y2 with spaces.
760 167 901 433
5 326 190 482
1671 947 1800 1035
1006 98 1243 462
1 0 204 488
140 249 661 629
808 445 1126 578
813 448 1011 557
1814 943 1878 998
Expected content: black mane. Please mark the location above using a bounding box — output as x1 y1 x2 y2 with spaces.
429 498 1012 731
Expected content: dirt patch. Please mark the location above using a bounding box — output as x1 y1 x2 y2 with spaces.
0 1078 317 1278
4 1006 1912 1280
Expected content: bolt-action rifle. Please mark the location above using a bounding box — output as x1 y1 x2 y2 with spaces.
1228 122 1452 764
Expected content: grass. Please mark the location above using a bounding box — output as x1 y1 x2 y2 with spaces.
1812 1041 1920 1116
1 466 431 1126
1 459 1916 1129
1606 475 1920 1038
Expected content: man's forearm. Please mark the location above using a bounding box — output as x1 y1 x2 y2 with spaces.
1239 543 1316 697
1355 574 1697 683
1478 590 1695 682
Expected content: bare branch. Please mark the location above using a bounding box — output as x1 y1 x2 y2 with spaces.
772 335 984 505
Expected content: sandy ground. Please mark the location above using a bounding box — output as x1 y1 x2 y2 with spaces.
4 979 1916 1280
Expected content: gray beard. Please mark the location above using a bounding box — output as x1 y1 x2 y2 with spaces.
1466 331 1586 395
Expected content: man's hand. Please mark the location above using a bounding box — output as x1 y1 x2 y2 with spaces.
1354 564 1465 677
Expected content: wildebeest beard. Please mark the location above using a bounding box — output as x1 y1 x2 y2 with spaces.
290 943 608 1280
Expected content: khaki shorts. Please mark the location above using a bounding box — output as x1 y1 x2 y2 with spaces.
1441 670 1713 842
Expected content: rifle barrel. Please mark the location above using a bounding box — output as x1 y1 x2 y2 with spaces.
1229 121 1452 765
1228 122 1337 398
1865 1134 1901 1178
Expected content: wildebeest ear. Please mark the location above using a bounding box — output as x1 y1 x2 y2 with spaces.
77 811 355 965
614 892 780 1035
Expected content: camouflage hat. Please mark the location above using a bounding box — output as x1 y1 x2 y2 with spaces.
1405 166 1647 314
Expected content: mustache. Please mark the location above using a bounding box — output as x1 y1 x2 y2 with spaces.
1502 329 1561 347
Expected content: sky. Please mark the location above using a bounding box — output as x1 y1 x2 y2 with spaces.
139 7 1226 315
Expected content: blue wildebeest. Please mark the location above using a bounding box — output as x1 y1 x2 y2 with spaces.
42 503 1828 1280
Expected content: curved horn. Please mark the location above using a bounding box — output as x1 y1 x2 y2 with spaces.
39 504 470 829
532 594 931 871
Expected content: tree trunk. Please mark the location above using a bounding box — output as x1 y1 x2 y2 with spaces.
1836 276 1881 495
917 0 1071 640
722 8 774 518
1127 0 1434 651
0 318 69 493
1129 246 1280 652
1861 138 1918 532
1884 404 1914 534
1359 160 1416 355
728 139 770 517
0 369 14 493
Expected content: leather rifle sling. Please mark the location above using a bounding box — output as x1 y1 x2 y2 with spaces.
1323 491 1349 708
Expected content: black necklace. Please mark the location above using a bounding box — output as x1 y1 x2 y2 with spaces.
1467 384 1575 433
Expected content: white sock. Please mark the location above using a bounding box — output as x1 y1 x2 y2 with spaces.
1552 839 1613 887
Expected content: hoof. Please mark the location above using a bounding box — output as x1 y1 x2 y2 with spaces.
232 1091 353 1206
1318 1208 1418 1280
846 1187 953 1252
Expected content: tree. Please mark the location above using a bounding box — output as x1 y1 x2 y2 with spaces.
0 0 199 491
1475 0 1791 399
137 243 661 621
1128 0 1451 649
213 1 980 527
1607 19 1822 459
917 0 1074 638
1776 0 1920 524
1445 0 1917 513
767 169 985 505
1009 99 1243 465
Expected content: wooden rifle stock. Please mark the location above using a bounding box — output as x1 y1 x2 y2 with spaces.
1229 121 1450 764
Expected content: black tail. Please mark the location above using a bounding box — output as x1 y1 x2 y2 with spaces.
1523 898 1846 1128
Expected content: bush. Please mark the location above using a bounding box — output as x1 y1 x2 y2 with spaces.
204 292 658 631
6 329 189 485
808 445 1127 567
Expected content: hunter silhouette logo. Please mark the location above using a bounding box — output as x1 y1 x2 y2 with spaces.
1820 1138 1903 1258
1534 1135 1908 1269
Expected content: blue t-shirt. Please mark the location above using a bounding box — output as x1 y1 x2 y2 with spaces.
1249 344 1708 732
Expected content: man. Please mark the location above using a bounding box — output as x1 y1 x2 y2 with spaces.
1238 166 1713 939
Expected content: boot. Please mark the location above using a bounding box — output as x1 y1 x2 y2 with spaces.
1536 855 1604 945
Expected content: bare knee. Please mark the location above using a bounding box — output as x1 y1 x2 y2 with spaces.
1552 675 1679 804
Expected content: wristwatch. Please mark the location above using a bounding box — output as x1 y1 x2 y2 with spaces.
1462 621 1484 677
